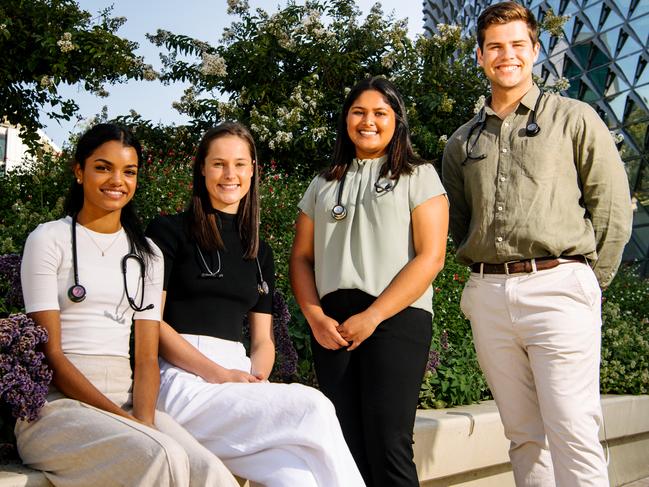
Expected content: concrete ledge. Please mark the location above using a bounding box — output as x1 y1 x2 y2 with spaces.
1 395 647 486
413 395 649 487
0 464 50 487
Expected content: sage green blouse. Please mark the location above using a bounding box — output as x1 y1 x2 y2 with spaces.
298 156 446 314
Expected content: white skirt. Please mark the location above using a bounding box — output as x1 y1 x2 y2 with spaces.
158 334 365 487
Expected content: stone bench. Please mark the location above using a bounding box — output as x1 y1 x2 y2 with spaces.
2 395 648 486
413 395 649 486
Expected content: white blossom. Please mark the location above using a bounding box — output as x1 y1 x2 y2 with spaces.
227 0 249 15
57 32 77 53
270 130 294 149
311 126 329 142
551 76 570 92
438 134 448 147
142 65 158 81
200 53 227 77
432 23 461 47
440 96 455 113
40 75 53 89
381 53 396 69
0 24 7 32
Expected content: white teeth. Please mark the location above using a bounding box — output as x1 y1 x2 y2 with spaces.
360 131 377 136
500 66 519 72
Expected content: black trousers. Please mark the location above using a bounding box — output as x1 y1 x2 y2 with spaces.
314 289 432 487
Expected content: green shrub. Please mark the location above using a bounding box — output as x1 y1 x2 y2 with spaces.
601 264 649 394
2 145 647 407
419 244 491 409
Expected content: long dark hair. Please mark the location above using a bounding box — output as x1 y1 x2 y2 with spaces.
324 76 424 181
188 122 260 259
64 123 154 259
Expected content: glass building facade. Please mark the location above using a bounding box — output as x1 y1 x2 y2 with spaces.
423 0 649 273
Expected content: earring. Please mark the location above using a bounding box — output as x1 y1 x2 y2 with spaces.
77 179 82 184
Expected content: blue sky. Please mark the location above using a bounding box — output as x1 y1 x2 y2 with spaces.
44 0 426 147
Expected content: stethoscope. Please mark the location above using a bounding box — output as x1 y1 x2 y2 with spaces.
67 215 154 312
331 166 394 221
463 89 544 165
196 245 270 295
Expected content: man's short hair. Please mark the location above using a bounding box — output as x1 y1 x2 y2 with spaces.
477 1 539 50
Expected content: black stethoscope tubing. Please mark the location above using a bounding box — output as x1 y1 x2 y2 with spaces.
331 165 394 221
196 244 269 295
67 215 154 312
463 89 544 165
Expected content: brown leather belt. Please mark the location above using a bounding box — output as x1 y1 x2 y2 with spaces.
470 255 586 275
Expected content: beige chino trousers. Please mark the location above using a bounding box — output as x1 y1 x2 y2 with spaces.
461 262 609 487
15 354 238 487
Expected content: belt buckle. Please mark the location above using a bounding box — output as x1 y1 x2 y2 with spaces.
503 260 519 275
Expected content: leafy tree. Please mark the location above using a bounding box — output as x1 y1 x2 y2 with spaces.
148 0 492 173
0 0 157 149
149 0 447 173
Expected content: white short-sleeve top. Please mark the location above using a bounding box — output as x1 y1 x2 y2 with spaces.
21 216 163 358
298 156 446 314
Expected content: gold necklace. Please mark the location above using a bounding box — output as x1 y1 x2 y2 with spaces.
79 224 123 257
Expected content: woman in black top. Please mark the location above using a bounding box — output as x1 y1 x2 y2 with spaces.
146 122 364 487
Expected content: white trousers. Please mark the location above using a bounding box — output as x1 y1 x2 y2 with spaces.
15 354 237 487
460 263 609 487
157 334 365 487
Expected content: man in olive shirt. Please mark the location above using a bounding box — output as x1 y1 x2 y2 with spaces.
442 2 632 486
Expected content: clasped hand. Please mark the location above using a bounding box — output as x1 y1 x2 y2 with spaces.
337 310 381 351
312 310 381 351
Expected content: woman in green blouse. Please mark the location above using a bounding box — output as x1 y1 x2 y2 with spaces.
290 76 449 487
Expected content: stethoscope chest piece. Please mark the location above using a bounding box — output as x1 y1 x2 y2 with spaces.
331 204 347 221
68 283 87 303
525 121 541 137
258 280 269 295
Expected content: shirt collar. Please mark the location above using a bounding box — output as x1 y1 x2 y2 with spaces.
352 154 388 167
483 84 541 118
520 84 541 111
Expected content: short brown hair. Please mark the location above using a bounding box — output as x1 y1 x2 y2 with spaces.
477 1 538 50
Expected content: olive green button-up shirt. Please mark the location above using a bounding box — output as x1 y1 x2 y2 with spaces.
442 85 632 288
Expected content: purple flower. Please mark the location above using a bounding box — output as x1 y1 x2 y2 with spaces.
0 314 52 422
440 329 449 351
242 290 298 381
426 349 441 374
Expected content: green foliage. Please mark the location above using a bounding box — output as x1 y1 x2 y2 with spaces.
149 0 487 173
0 152 68 253
600 264 649 394
419 244 491 408
0 0 156 149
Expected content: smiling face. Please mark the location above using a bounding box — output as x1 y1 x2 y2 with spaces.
74 140 138 220
346 89 396 160
477 20 540 98
201 134 254 214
